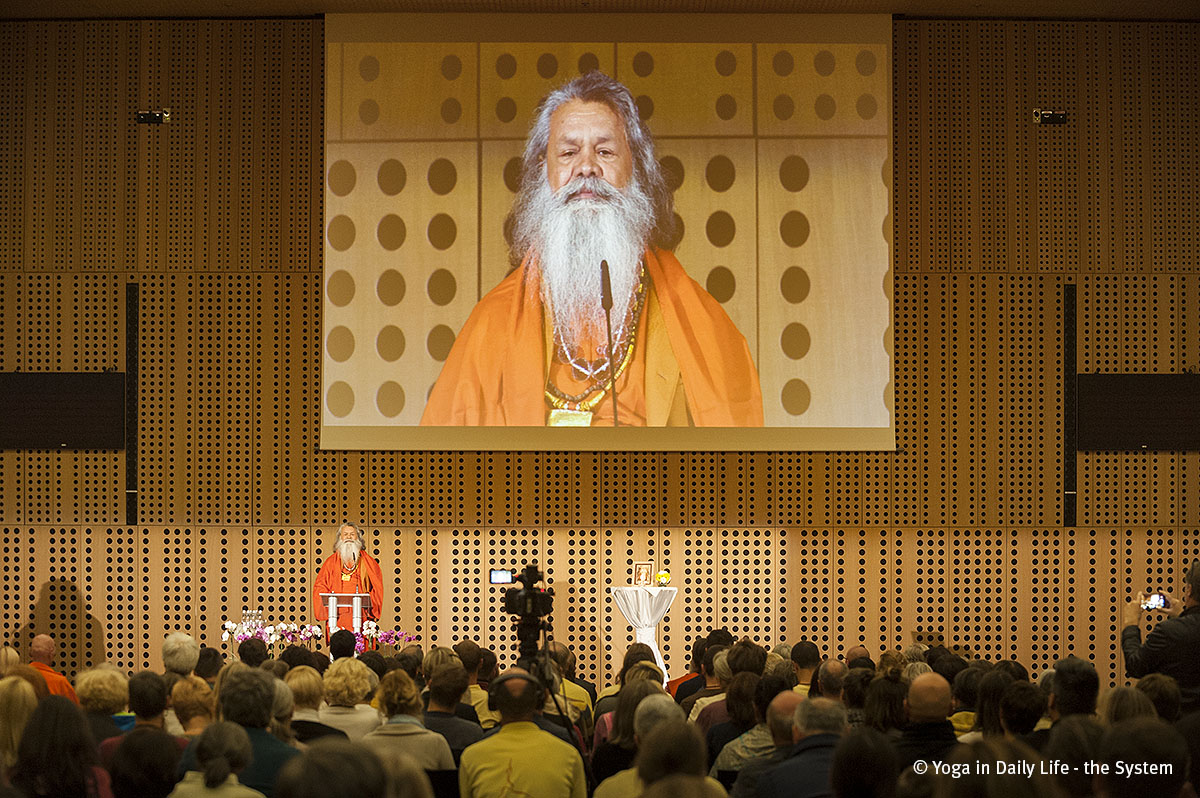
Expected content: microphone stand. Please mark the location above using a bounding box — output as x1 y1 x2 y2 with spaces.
599 259 619 427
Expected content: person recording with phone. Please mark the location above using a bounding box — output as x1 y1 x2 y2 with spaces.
1121 560 1200 713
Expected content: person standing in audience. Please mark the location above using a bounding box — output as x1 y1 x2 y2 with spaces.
318 657 382 741
892 672 958 769
361 670 454 771
11 695 114 798
422 664 483 764
76 667 130 748
756 697 847 798
169 722 265 798
283 666 346 745
1122 560 1200 714
459 669 586 798
27 634 78 704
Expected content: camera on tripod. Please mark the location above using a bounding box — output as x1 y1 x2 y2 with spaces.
490 563 554 669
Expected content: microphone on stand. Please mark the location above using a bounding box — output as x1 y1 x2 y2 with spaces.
600 259 619 427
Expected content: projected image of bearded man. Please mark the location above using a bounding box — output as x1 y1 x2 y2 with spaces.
422 71 763 427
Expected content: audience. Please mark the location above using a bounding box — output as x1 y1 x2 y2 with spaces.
592 678 664 782
1023 655 1099 751
237 639 269 669
422 664 483 764
101 671 190 767
173 675 216 738
1095 717 1190 798
936 737 1059 798
829 727 899 798
635 718 713 790
1096 684 1157 725
863 671 908 738
1042 715 1104 798
27 634 79 704
705 671 759 767
711 673 787 776
11 696 113 798
893 673 957 769
1120 559 1200 714
729 689 803 798
284 665 345 744
195 648 224 687
999 680 1046 739
959 667 1013 741
1133 672 1182 722
361 669 454 771
275 739 389 798
757 697 847 798
789 640 821 696
318 657 382 741
76 666 130 746
454 639 500 729
595 643 659 717
169 721 263 798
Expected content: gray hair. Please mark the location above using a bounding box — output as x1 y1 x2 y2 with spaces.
634 692 684 739
162 632 201 675
507 71 675 265
794 696 848 735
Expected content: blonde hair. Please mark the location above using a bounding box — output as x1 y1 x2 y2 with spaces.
421 646 462 678
172 675 215 727
376 669 423 718
212 662 251 721
0 647 20 676
75 667 129 715
323 657 372 707
903 662 933 682
284 665 324 710
0 676 37 769
624 661 665 685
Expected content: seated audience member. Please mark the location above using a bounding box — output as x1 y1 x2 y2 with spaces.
420 646 479 724
591 679 664 783
595 694 698 798
101 671 190 767
757 697 847 798
459 669 586 798
11 695 113 798
641 773 726 798
173 676 216 738
729 689 803 798
958 668 1013 742
318 657 382 741
1042 715 1104 798
163 634 202 735
548 639 598 709
179 666 300 798
327 630 356 662
275 739 389 798
711 674 788 776
477 647 499 689
268 679 297 746
284 665 347 744
667 636 708 698
356 651 387 682
677 631 732 707
1022 656 1098 752
949 667 981 735
695 640 769 734
936 738 1058 798
841 668 873 728
0 646 19 676
994 660 1029 682
931 655 968 689
237 639 269 669
687 651 731 724
999 680 1047 740
0 676 37 774
816 659 849 704
593 661 665 747
1133 672 1182 723
705 672 759 768
540 654 593 737
680 642 728 718
76 667 130 747
361 670 454 771
903 661 932 682
635 719 724 793
195 648 224 688
169 721 264 798
422 664 483 764
829 727 899 798
278 646 313 674
454 639 500 730
901 643 928 664
110 726 184 798
1121 560 1200 714
863 671 908 738
789 640 821 697
1094 717 1190 798
1096 684 1157 726
595 643 659 718
893 673 958 770
27 634 78 704
259 660 290 681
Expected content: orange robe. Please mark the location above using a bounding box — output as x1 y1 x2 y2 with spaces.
420 248 763 426
30 661 79 704
313 552 383 632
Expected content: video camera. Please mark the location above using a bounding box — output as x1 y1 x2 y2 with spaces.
490 563 554 669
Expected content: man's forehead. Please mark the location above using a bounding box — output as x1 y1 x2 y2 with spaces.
548 100 627 139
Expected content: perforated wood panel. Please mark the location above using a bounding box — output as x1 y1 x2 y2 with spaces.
3 18 1198 690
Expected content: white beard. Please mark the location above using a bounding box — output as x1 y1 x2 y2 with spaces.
526 175 654 361
338 539 362 569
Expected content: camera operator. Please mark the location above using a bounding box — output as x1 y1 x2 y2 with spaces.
1122 560 1200 714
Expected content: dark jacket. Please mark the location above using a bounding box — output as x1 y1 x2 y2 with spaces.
1122 605 1200 712
893 720 959 770
756 733 840 798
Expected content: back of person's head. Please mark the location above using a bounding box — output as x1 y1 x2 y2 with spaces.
848 657 876 671
128 670 169 719
702 643 729 677
973 669 1014 736
1097 685 1156 726
237 637 269 668
865 671 909 732
1134 673 1181 722
618 643 657 685
791 640 821 670
843 667 874 710
951 667 982 709
995 660 1029 682
725 672 761 729
999 681 1046 736
753 674 790 724
712 650 733 684
279 644 313 672
75 666 129 715
276 738 389 798
453 639 483 675
10 695 98 798
819 659 850 697
1096 717 1189 798
218 666 275 728
931 655 968 686
271 679 296 741
901 644 929 664
172 675 215 727
688 635 709 672
427 664 470 709
1050 656 1099 718
795 696 848 737
623 660 665 686
369 749 436 798
636 719 707 785
611 678 665 746
421 646 461 680
492 670 543 720
376 669 422 717
324 656 372 708
935 738 1058 798
726 639 768 676
110 725 182 798
706 629 735 649
0 646 19 676
766 690 804 745
1043 715 1104 798
395 650 422 680
285 665 325 711
195 721 253 789
906 673 952 724
830 727 899 798
0 676 37 770
478 648 499 681
896 768 935 798
903 662 932 682
195 646 224 681
328 630 356 660
356 650 386 680
633 693 684 740
641 774 726 798
162 632 200 676
877 651 906 677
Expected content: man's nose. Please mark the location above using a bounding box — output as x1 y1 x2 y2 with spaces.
575 153 599 179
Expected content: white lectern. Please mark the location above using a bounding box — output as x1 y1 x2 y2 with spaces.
319 592 372 635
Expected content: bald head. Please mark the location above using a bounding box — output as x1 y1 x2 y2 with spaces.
906 672 952 722
766 690 804 745
494 667 542 721
845 645 869 662
30 635 54 665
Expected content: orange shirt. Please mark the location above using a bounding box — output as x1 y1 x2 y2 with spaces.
31 660 79 704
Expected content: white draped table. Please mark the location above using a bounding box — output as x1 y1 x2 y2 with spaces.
610 585 678 679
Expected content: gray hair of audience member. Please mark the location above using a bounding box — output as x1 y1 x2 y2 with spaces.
195 721 253 789
768 658 799 688
367 748 435 798
1096 717 1189 798
818 659 849 696
713 650 733 684
640 774 726 798
903 661 933 682
794 696 848 736
636 719 708 785
162 632 201 676
830 727 900 798
901 643 929 664
276 738 389 798
771 643 793 661
633 692 684 739
1043 715 1104 798
218 667 275 729
270 678 296 744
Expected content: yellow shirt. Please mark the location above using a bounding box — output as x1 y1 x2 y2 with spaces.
459 721 586 798
594 767 728 798
467 683 502 730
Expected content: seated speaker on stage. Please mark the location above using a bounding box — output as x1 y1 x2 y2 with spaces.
314 523 383 633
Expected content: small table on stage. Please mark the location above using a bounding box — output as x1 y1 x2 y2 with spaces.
610 586 678 679
319 592 372 635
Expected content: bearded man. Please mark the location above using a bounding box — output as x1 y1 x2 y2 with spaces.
313 523 384 634
420 71 762 427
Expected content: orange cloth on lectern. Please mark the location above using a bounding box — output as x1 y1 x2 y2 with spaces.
313 552 383 632
419 248 763 426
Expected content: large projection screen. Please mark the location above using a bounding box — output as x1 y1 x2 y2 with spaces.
322 14 893 451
